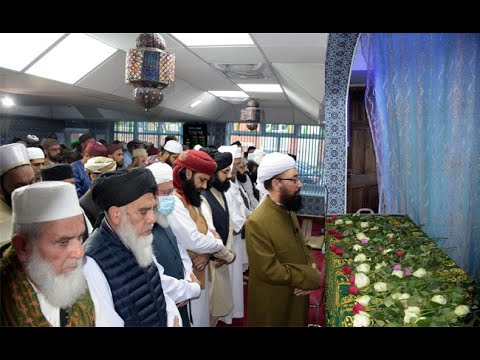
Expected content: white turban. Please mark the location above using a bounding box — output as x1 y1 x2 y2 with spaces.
147 162 173 185
27 147 45 161
218 145 242 172
84 156 117 174
193 144 202 151
0 143 30 176
248 149 266 165
164 140 183 154
256 152 296 196
12 181 83 224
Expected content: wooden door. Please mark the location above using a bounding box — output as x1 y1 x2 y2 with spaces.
347 87 378 213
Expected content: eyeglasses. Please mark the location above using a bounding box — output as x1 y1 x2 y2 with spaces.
158 189 175 196
275 176 301 184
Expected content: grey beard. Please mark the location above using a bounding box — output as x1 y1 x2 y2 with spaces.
26 247 87 309
117 212 154 268
156 213 170 229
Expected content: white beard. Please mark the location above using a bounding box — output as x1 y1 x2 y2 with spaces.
117 212 154 268
26 247 87 309
156 213 170 229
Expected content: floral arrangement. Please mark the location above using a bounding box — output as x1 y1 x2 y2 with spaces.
325 214 479 327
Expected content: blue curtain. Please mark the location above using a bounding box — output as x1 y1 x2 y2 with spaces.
361 33 480 281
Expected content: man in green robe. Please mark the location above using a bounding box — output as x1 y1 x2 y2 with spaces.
246 152 321 326
1 181 95 326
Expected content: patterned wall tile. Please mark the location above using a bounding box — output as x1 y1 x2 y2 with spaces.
324 33 359 214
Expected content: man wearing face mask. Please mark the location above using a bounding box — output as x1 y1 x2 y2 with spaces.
147 162 195 327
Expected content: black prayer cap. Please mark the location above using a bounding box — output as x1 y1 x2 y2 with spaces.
92 167 157 211
200 147 232 171
41 164 73 181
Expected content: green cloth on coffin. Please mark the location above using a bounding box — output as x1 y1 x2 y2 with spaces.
325 214 479 327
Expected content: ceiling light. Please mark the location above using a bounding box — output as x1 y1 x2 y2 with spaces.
1 97 14 107
0 33 65 71
189 100 202 108
171 33 253 46
26 33 117 84
237 84 283 93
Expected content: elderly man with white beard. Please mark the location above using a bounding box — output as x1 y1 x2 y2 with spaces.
1 181 95 326
147 162 197 327
83 168 201 326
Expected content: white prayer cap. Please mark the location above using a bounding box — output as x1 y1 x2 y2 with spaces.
164 140 183 154
193 144 202 151
84 156 117 174
0 143 31 176
249 149 265 165
12 181 83 224
27 147 45 161
256 152 296 194
147 162 173 185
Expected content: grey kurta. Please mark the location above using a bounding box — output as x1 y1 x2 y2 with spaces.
245 195 321 326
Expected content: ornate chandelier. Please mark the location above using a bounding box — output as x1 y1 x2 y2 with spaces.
240 99 264 131
125 33 175 111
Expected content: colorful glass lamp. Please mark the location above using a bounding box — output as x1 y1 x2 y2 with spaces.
240 99 264 131
125 33 175 111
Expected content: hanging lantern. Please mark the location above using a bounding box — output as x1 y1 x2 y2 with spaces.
125 33 175 111
240 99 264 131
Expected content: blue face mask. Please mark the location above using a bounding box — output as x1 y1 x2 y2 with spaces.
157 195 176 216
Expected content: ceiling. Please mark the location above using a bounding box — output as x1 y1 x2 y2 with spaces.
0 33 365 125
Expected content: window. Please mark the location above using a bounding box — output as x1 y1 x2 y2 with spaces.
113 121 183 148
228 122 326 196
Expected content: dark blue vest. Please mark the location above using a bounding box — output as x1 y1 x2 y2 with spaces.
151 224 190 327
201 188 229 245
85 220 168 327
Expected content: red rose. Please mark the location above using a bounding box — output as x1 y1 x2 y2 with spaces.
348 285 359 295
349 276 356 284
352 302 365 314
326 218 333 223
334 248 343 256
342 265 352 274
396 250 404 257
327 229 336 235
331 215 337 220
330 244 338 253
334 233 344 239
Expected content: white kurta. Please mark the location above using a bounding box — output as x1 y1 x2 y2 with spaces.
83 255 201 327
168 196 226 327
238 175 259 211
0 199 12 247
203 182 247 324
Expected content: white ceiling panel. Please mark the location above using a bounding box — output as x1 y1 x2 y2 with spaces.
189 46 263 64
252 33 328 47
262 45 326 63
76 51 127 94
273 63 325 102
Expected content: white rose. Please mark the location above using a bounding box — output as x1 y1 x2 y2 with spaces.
360 222 369 228
356 232 367 240
375 261 387 270
391 292 402 300
404 310 419 324
413 268 427 278
354 273 370 289
352 311 370 327
391 270 404 278
356 263 370 273
335 219 344 225
407 306 421 314
354 254 367 262
345 220 353 225
382 248 393 254
353 244 363 251
431 295 447 305
399 293 411 301
454 305 470 316
357 295 371 306
374 282 388 292
371 226 379 230
386 233 394 238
